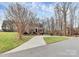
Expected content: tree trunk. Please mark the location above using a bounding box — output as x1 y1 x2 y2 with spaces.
18 33 23 39
64 12 67 36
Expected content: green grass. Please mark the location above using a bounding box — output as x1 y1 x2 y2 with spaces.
0 32 33 53
44 36 67 44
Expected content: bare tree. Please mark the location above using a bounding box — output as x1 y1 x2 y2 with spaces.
58 2 71 35
54 3 64 35
5 3 35 39
77 11 79 29
69 3 78 35
50 17 54 31
46 18 51 33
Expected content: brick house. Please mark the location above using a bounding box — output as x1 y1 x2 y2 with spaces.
24 23 44 35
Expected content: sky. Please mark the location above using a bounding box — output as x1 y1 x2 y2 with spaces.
23 2 55 19
0 2 79 30
0 2 55 29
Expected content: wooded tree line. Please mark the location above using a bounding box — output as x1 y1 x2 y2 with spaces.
2 2 79 39
43 2 79 36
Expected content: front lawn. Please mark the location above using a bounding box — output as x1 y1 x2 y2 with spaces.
0 32 33 53
44 36 67 44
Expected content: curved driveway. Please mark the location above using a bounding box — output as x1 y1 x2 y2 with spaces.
1 37 79 57
2 36 46 54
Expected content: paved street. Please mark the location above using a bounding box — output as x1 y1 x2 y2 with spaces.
1 37 79 57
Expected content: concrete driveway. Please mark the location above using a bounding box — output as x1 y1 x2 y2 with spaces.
2 36 46 54
1 37 79 57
